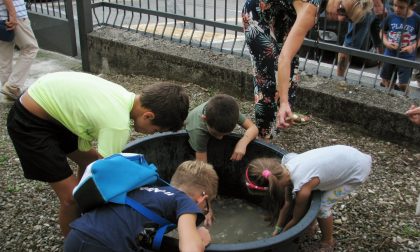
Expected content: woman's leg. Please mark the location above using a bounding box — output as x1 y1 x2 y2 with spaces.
244 23 279 140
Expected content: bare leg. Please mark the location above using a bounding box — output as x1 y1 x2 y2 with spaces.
337 53 349 77
67 149 101 179
398 83 408 92
381 79 391 88
50 176 80 237
49 149 100 236
317 215 335 246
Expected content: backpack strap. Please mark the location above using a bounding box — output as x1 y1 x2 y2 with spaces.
125 194 176 251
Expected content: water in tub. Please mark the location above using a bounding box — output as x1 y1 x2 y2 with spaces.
168 196 273 243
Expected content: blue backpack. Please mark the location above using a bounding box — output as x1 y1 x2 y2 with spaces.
72 153 176 251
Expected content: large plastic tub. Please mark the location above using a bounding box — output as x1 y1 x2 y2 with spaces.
124 131 321 252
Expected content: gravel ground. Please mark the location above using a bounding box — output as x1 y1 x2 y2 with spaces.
1 73 419 251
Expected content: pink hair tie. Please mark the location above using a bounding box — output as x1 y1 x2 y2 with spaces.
262 169 271 179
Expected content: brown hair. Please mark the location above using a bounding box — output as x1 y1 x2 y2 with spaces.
348 0 374 23
204 94 239 133
140 82 189 132
248 157 290 225
171 160 219 200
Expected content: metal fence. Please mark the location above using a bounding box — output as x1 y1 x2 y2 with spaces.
86 0 420 96
26 0 77 56
22 1 402 96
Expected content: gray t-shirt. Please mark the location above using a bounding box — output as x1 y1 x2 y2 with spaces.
285 145 372 194
185 102 246 152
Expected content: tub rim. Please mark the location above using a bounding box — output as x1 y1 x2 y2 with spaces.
124 131 322 252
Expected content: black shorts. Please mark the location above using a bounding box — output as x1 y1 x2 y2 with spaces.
7 101 78 182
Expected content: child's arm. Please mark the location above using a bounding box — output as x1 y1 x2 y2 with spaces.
230 119 258 161
272 187 292 236
283 178 319 231
380 21 398 51
195 152 207 162
178 213 210 252
401 39 419 54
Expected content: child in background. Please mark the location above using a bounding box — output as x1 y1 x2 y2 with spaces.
185 94 258 163
380 0 420 91
64 160 218 252
246 145 372 251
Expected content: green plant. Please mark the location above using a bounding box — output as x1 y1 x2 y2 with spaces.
399 225 420 239
0 155 8 164
7 184 20 193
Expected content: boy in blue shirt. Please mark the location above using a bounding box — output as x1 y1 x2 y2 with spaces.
380 0 420 91
64 160 218 252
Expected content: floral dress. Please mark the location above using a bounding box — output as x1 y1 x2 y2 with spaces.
242 0 322 139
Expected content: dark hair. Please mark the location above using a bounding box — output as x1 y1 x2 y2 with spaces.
140 83 189 131
248 157 291 225
205 94 239 133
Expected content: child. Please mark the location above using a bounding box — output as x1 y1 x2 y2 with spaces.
185 94 258 163
6 71 189 236
64 160 219 252
246 145 372 250
380 0 420 91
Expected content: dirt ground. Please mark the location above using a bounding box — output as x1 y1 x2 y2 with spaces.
0 73 419 251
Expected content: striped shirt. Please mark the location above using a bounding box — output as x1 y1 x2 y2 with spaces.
0 0 28 21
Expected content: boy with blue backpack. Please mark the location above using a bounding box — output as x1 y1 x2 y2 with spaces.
65 159 219 252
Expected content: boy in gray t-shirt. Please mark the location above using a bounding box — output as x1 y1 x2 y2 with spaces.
185 94 258 163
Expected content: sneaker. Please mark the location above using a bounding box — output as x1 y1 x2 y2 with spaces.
1 84 21 101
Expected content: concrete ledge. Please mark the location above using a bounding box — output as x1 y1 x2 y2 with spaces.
87 27 420 144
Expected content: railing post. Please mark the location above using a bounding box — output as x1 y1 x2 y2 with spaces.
76 0 93 72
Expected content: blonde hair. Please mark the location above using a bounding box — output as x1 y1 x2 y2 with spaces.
171 160 219 200
348 0 374 23
248 157 289 225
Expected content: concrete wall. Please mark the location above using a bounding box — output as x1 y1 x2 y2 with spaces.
87 27 420 144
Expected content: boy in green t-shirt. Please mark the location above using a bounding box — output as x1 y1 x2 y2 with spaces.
185 94 258 163
185 94 257 226
6 71 189 237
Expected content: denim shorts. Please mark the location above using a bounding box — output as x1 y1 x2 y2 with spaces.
343 12 375 49
380 62 413 84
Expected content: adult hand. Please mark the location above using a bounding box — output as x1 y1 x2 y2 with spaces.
405 105 420 125
5 18 17 30
276 102 293 128
197 226 211 247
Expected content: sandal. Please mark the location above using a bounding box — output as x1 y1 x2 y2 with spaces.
286 113 312 125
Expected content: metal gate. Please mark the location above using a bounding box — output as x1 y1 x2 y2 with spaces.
26 0 77 56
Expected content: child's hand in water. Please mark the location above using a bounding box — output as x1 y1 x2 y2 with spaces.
204 208 215 227
272 226 283 236
197 226 211 247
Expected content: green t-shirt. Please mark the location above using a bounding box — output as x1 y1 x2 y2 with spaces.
28 72 136 157
185 101 246 152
